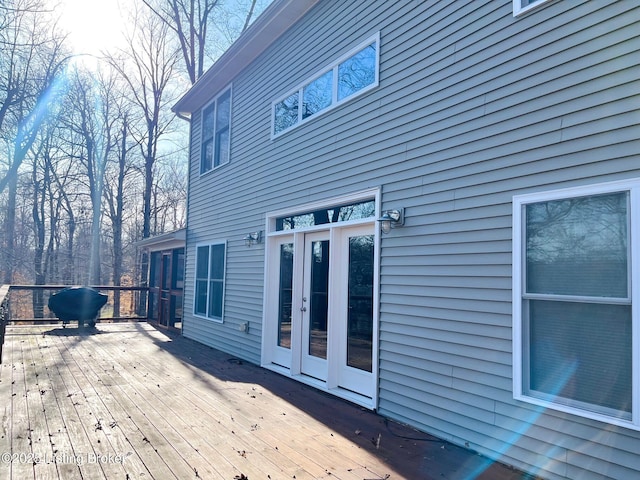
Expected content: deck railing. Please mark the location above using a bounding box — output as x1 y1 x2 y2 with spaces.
2 285 149 325
0 284 150 363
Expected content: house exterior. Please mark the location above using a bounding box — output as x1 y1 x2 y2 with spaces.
172 0 640 478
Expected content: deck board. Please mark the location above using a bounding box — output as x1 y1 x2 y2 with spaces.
0 323 534 480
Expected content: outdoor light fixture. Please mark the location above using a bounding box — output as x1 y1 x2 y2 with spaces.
377 208 404 234
244 231 262 247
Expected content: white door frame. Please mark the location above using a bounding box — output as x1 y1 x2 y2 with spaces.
261 188 381 409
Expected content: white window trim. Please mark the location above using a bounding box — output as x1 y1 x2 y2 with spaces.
193 240 227 323
512 0 554 16
199 85 232 175
513 178 640 429
271 32 380 139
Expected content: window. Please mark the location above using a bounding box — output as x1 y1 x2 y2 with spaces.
200 88 231 174
194 242 226 321
513 0 555 16
513 179 640 428
272 33 379 137
275 199 375 231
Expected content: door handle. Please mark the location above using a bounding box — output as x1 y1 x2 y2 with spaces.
300 306 307 312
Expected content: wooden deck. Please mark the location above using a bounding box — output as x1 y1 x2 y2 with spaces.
0 323 533 480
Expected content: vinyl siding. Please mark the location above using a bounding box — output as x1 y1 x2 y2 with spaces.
182 0 640 478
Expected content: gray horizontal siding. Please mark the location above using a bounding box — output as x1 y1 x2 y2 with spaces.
374 0 640 477
181 0 640 478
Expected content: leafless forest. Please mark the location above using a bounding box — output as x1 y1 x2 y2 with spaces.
0 0 268 290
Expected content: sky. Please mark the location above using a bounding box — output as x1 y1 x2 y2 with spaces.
56 0 126 58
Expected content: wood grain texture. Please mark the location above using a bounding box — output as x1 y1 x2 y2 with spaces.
0 323 530 479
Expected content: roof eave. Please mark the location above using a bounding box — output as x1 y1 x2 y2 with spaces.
135 228 186 249
172 0 320 116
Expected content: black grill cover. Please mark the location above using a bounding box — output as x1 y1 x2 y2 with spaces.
47 287 108 322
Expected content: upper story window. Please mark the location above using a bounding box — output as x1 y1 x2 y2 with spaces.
272 33 380 138
513 179 640 430
200 87 231 174
513 0 555 16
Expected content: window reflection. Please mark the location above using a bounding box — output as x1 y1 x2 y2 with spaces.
303 70 333 119
274 93 299 135
276 200 375 231
200 88 231 173
309 240 330 359
201 104 215 172
214 90 231 168
338 43 376 101
273 35 378 136
347 235 374 372
526 192 628 298
278 243 293 348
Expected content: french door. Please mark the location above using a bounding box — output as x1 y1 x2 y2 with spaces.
301 231 330 380
264 223 377 402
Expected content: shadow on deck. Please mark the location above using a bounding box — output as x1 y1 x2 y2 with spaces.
0 323 534 480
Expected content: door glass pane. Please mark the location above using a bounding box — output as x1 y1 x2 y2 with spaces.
525 192 628 298
527 299 632 417
173 248 185 289
162 255 171 289
148 292 158 320
150 252 162 288
309 240 329 359
278 243 294 348
347 235 374 371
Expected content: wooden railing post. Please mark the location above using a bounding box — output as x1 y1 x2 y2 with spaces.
0 285 10 363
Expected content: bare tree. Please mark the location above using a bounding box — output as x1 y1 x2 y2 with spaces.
61 68 122 284
151 154 187 233
104 103 140 316
0 0 70 283
29 124 58 315
141 0 219 84
141 0 265 85
108 6 181 240
0 0 70 194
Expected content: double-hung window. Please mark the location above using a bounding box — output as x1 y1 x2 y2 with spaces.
194 242 226 321
272 33 380 137
513 179 639 428
200 87 231 174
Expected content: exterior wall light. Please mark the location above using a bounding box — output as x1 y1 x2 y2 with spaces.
377 208 404 234
244 231 262 247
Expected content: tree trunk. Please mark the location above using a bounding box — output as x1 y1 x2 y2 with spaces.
112 122 127 317
2 173 17 284
32 166 45 318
